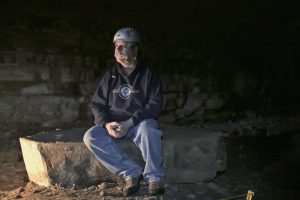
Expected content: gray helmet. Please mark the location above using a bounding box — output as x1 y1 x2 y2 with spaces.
113 27 141 43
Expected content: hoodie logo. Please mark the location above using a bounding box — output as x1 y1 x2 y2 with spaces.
112 84 139 99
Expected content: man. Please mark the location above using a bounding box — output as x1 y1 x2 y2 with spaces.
83 27 165 196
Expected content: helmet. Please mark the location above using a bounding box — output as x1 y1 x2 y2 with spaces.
113 27 141 43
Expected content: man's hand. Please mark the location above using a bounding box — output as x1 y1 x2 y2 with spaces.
118 118 134 136
105 121 127 138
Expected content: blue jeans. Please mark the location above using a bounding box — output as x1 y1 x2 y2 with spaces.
83 119 165 182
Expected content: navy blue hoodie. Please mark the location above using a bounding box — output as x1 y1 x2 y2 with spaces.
91 60 163 127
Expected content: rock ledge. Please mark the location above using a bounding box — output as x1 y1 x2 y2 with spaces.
20 125 226 186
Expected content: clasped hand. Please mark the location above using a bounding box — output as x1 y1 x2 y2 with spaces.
105 121 130 138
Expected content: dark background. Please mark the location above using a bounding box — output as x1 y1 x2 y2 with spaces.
0 0 299 115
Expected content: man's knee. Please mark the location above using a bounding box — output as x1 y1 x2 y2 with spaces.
83 128 93 148
138 119 162 138
139 119 159 129
83 126 106 147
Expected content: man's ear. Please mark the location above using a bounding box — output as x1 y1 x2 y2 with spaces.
133 46 139 57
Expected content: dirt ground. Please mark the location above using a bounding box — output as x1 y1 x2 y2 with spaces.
0 181 166 200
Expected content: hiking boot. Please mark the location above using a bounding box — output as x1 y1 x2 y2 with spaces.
123 175 142 196
148 181 165 196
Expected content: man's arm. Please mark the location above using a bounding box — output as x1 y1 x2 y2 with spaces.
91 73 111 127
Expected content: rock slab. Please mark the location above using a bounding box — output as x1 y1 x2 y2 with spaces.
19 125 226 186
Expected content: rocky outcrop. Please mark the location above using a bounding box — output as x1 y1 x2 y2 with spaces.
0 95 79 126
0 50 231 127
19 125 226 187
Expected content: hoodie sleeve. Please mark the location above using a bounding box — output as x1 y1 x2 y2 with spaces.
91 72 111 127
131 71 163 126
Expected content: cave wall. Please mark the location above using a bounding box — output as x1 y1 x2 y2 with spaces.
0 0 299 126
0 50 230 126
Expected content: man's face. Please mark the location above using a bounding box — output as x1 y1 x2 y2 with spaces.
114 40 137 67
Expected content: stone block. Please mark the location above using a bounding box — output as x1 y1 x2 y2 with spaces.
20 125 226 187
21 84 52 95
79 83 97 96
59 66 77 83
0 63 49 81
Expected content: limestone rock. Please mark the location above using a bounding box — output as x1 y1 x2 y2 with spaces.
21 84 52 95
163 125 227 183
0 63 49 81
0 95 79 124
20 125 226 186
79 83 97 96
